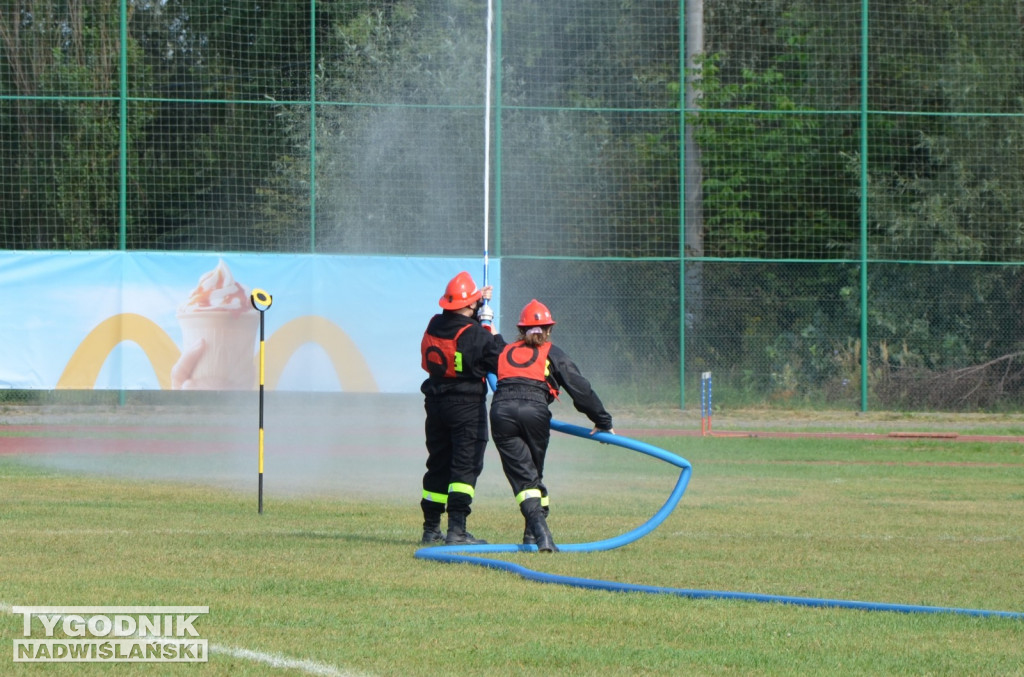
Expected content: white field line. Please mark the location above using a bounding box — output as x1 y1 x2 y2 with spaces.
208 643 365 677
1 602 368 677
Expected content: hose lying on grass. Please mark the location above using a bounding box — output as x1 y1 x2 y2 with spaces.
415 420 1024 620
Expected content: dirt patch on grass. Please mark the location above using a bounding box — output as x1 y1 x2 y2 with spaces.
612 406 1024 436
3 396 1023 439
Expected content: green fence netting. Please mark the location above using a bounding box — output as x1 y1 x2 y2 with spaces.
3 0 1024 410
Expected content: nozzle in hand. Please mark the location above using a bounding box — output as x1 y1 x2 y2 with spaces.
477 303 494 325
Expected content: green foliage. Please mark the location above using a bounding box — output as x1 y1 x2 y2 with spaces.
691 51 857 259
681 2 1024 408
0 0 125 247
312 0 490 254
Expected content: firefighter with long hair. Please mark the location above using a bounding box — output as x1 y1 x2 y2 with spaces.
419 271 503 545
489 299 615 552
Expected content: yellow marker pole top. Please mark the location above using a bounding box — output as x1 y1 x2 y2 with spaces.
251 288 273 312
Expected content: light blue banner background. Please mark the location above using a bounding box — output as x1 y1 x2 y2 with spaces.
0 252 500 392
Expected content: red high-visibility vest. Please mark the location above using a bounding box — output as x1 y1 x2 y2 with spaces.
421 324 472 378
497 341 558 398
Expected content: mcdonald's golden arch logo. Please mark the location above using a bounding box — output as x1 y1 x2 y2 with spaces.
56 313 377 391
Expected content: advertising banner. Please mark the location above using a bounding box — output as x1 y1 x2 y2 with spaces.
0 252 499 393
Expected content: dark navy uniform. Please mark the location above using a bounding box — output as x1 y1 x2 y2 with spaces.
420 310 502 540
489 339 612 544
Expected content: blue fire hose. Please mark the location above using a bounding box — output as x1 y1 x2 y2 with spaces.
415 419 1023 619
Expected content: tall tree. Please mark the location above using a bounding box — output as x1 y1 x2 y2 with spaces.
0 0 128 248
127 0 314 250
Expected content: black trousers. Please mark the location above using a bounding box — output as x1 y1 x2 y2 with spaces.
489 397 551 501
422 397 488 519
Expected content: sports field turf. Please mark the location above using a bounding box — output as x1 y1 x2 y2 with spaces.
1 397 1022 675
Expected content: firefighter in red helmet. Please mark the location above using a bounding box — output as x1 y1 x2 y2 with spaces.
419 271 504 545
489 299 614 552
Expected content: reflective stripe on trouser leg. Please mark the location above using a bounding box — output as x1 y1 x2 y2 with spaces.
448 482 475 499
447 482 475 522
421 490 447 529
515 488 542 505
422 489 448 506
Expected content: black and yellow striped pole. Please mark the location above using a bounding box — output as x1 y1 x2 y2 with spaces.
250 288 273 514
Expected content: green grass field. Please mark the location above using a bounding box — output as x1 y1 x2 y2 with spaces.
1 410 1022 676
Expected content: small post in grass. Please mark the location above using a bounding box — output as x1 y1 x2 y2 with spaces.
250 288 273 514
700 371 712 437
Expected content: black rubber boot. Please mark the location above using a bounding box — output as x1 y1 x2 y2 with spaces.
421 525 444 546
444 526 488 545
521 497 556 552
522 523 536 546
445 512 488 545
421 502 445 546
525 497 548 545
528 495 552 544
528 514 557 553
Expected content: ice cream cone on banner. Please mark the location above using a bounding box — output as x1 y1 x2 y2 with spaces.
174 259 259 390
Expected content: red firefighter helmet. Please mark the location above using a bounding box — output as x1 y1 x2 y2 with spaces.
439 271 483 310
517 299 556 327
